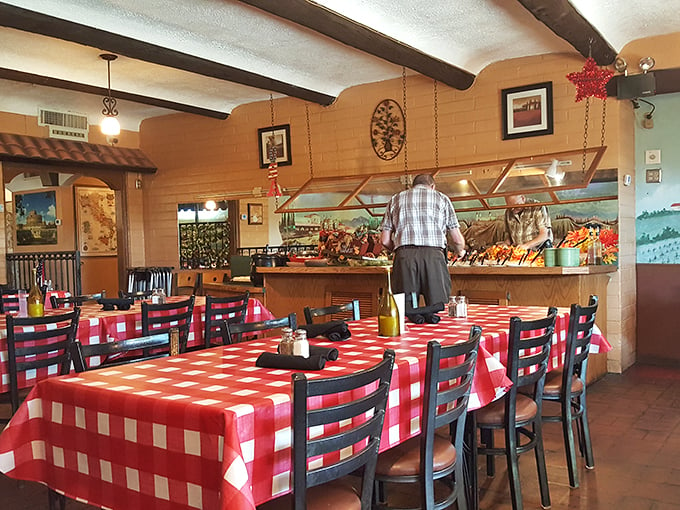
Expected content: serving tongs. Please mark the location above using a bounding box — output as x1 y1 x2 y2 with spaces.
530 239 553 264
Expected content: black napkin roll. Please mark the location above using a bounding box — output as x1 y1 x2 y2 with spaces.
256 352 326 370
298 320 351 341
98 297 134 311
406 302 444 324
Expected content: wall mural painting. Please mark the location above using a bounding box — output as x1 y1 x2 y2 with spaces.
636 190 680 264
75 187 117 256
15 190 58 245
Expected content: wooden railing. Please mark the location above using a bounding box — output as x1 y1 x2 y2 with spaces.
6 251 81 295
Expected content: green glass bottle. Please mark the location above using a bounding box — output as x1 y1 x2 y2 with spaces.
378 267 400 337
27 267 45 318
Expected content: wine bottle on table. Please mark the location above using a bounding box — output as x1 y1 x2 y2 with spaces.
27 267 45 318
378 267 400 337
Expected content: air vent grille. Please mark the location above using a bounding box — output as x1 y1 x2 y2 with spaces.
39 108 89 142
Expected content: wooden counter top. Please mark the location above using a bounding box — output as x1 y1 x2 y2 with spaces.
256 265 617 276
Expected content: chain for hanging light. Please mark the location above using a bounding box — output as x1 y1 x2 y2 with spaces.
402 67 409 188
305 102 314 179
269 93 275 127
433 79 439 170
600 99 607 147
266 93 281 205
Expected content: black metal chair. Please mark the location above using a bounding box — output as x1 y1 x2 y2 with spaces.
141 296 195 353
542 295 598 488
51 291 106 309
204 292 250 348
224 313 297 344
1 289 23 314
259 350 395 510
375 326 481 510
119 289 153 300
4 308 81 419
474 308 557 510
303 299 360 324
71 330 177 372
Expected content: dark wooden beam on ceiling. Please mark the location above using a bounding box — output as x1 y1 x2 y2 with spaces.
0 3 335 106
239 0 475 90
516 0 617 65
0 68 228 119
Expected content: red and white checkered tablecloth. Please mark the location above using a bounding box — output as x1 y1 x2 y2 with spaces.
0 305 610 510
0 296 274 393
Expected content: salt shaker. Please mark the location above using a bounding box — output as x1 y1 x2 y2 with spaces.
293 329 310 358
454 295 468 318
151 288 161 304
158 288 167 304
279 327 294 355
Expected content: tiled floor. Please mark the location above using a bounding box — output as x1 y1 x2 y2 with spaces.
3 363 680 509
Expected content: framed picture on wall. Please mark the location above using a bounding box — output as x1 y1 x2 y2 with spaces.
75 187 118 256
258 124 292 168
501 82 553 140
248 203 263 225
15 190 58 245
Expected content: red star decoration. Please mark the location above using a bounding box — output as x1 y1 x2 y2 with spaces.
567 57 614 102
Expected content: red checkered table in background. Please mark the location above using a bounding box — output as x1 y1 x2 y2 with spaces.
0 305 610 510
0 296 274 393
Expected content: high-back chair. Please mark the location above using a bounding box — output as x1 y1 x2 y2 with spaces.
303 299 360 324
224 313 297 344
259 350 395 510
1 289 23 314
141 295 195 353
71 330 177 372
375 326 481 510
475 308 557 510
4 308 81 417
203 292 250 348
51 291 105 308
542 295 598 488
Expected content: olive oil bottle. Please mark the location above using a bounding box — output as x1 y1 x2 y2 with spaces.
378 267 400 337
27 267 45 318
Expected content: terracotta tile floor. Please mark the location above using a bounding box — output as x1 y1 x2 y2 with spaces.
3 363 680 509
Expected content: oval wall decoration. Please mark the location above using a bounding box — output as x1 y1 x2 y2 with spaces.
370 99 405 161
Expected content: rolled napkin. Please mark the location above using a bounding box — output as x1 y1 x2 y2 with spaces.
406 302 444 324
277 344 339 361
256 352 326 370
98 297 134 311
298 320 351 341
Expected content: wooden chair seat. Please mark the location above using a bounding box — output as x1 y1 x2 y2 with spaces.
376 435 456 477
258 479 362 510
474 393 538 425
543 370 583 396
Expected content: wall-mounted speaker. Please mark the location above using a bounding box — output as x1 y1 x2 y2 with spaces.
617 73 656 99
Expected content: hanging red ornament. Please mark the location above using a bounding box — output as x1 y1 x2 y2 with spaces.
567 57 614 102
267 160 281 197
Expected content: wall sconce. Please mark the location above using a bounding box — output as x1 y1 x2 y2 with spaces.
100 53 120 136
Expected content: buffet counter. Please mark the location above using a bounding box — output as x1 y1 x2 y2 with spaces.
258 264 616 381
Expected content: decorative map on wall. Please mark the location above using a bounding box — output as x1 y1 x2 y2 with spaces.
76 187 117 256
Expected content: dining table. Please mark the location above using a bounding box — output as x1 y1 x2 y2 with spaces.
0 295 275 394
0 304 610 510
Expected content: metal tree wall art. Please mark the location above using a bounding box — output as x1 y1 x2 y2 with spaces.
370 99 405 160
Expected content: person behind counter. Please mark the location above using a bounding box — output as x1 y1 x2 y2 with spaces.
380 174 466 306
504 194 553 250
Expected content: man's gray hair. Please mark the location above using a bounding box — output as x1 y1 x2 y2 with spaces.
413 174 435 187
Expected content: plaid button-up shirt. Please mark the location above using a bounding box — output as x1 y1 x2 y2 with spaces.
381 184 459 249
504 199 552 246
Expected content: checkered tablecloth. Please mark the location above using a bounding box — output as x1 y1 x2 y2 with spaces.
0 296 274 393
0 305 610 510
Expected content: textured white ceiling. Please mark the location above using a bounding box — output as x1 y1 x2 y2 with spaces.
1 0 679 131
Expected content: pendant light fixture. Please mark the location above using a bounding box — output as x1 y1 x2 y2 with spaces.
100 53 120 136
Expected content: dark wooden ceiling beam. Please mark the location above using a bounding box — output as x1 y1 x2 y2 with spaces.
516 0 617 65
0 68 228 119
0 3 335 106
239 0 475 90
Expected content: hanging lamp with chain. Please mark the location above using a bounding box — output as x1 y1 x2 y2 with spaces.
566 42 614 173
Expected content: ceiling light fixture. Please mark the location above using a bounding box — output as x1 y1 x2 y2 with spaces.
638 56 655 73
614 56 628 75
544 159 565 182
100 53 120 136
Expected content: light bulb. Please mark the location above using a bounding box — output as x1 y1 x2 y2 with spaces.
100 116 120 136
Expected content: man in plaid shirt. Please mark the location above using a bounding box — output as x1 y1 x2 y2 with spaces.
381 174 466 306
